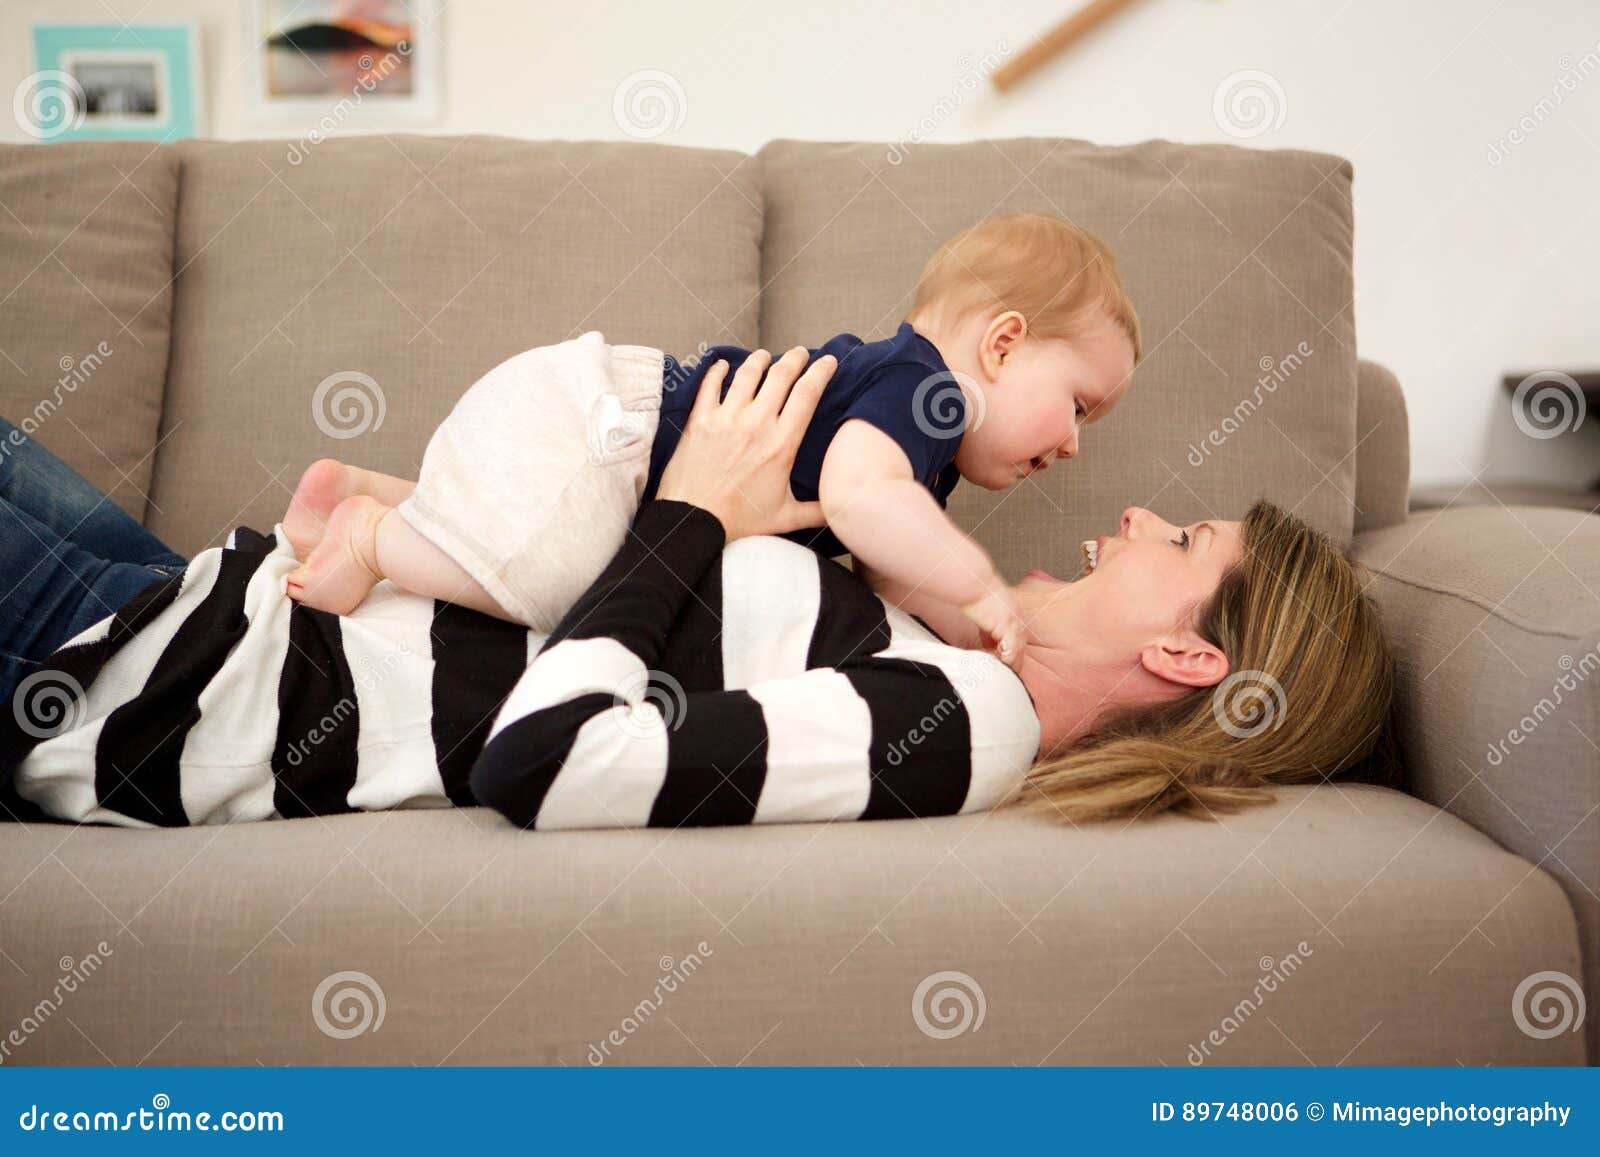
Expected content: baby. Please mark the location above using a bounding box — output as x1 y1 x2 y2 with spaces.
283 212 1142 666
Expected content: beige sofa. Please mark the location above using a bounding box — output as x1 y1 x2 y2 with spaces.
0 135 1594 1066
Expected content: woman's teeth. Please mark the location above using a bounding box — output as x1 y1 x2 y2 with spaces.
1081 538 1099 572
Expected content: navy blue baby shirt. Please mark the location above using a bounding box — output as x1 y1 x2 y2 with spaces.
645 323 964 558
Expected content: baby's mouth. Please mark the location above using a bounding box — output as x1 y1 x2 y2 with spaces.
1081 538 1100 573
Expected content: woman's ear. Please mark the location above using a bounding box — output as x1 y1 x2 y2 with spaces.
981 310 1028 375
1139 628 1228 689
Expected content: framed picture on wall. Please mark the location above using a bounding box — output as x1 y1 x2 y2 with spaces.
245 0 441 124
24 24 203 142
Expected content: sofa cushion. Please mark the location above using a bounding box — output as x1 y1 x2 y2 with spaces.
146 135 762 553
1355 505 1600 1063
758 138 1359 579
0 142 179 521
0 787 1579 1065
1354 359 1409 533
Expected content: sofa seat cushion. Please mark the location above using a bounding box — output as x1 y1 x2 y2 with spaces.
0 142 180 521
1355 504 1600 1063
758 138 1359 580
0 785 1579 1065
147 136 762 553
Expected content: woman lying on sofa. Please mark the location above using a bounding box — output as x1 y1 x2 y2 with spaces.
0 350 1393 830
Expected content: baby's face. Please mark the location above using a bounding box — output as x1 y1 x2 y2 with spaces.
954 317 1134 490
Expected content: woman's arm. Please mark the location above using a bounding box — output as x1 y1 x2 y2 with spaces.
469 347 820 827
467 499 1012 829
467 348 1037 829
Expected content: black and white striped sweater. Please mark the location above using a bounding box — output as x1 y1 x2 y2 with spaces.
1 501 1041 829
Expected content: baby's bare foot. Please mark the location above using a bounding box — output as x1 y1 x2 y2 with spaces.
286 495 387 615
283 458 358 561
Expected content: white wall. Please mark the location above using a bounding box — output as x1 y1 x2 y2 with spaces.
4 0 1597 488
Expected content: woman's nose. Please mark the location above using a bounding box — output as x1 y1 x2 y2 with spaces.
1124 506 1183 541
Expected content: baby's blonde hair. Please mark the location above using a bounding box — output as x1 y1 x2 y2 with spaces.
908 212 1142 364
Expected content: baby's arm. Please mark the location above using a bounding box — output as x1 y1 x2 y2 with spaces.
851 556 984 650
819 420 1023 664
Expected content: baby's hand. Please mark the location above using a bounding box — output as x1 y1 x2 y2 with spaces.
960 579 1026 671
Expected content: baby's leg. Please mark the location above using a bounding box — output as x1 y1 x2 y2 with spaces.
286 496 511 620
283 458 419 560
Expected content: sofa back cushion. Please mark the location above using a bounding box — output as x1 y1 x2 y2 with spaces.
758 138 1358 580
0 142 179 520
147 135 762 552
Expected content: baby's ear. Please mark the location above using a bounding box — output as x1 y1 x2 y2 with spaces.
989 310 1027 360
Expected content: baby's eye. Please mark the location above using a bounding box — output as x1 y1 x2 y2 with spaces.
1172 529 1191 549
1075 401 1087 421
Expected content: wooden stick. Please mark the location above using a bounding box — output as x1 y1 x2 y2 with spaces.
991 0 1144 92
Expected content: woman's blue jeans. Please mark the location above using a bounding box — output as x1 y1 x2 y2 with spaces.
0 418 187 707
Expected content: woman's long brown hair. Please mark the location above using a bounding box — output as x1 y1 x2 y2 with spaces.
1013 500 1396 823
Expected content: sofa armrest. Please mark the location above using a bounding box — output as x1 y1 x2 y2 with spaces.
1354 505 1599 1060
1354 359 1410 533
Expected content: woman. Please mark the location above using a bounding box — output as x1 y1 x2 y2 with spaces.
0 350 1393 828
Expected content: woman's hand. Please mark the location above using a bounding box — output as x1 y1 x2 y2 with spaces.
656 346 836 540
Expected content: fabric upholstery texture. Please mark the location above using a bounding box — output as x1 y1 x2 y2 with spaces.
0 791 1581 1065
147 135 762 554
1355 505 1600 1062
1355 359 1410 533
0 134 1590 1067
0 142 179 520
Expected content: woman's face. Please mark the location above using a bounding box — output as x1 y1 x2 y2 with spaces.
1013 507 1246 660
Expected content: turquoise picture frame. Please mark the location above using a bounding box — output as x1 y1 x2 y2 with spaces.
28 24 202 142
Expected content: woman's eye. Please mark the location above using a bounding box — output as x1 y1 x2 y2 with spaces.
1173 530 1191 549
